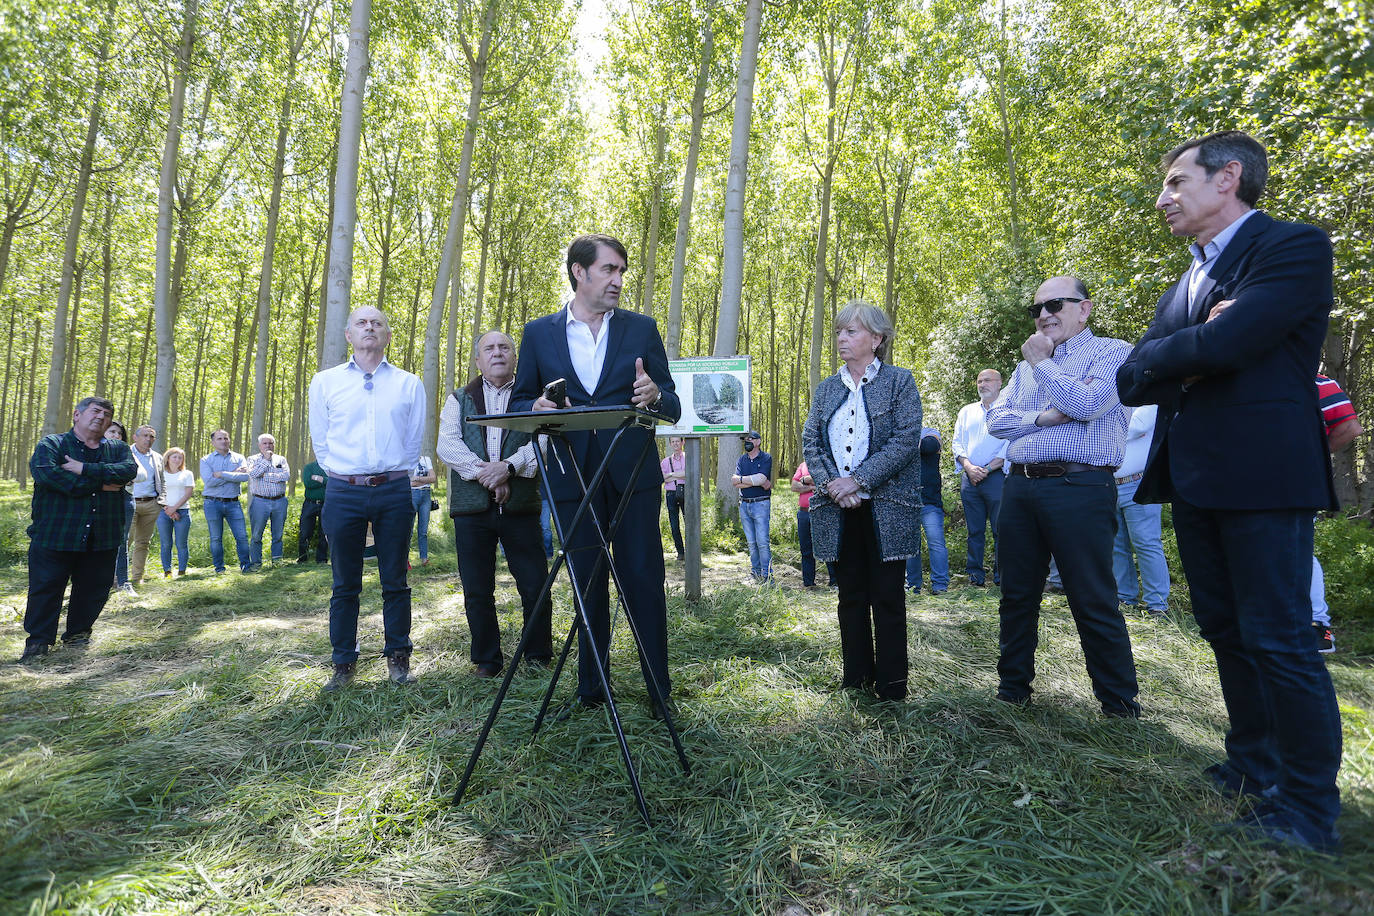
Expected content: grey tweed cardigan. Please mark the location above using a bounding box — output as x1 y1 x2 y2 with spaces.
802 362 923 563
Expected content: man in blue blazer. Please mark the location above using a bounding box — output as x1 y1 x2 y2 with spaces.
1117 131 1342 853
511 234 681 717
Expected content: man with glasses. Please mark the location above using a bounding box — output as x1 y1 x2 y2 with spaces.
127 425 164 585
308 305 427 691
986 276 1140 719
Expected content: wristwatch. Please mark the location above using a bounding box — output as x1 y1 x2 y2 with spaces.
505 460 516 479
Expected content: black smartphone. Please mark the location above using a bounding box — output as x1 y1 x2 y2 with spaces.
542 378 567 406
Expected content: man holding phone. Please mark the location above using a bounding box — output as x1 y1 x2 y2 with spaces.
511 234 682 719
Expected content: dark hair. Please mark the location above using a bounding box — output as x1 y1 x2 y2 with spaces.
75 396 114 415
211 428 229 439
106 420 127 439
1162 130 1268 207
566 234 628 291
1071 277 1090 300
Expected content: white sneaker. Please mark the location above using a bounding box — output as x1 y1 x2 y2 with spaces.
119 582 138 597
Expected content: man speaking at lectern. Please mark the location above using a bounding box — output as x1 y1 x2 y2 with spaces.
511 233 681 718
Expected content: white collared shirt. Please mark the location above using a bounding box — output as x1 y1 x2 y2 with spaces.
1187 209 1257 306
827 358 881 498
952 399 1009 477
308 356 427 476
566 305 613 396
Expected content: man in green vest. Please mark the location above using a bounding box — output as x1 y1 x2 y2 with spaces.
436 330 554 676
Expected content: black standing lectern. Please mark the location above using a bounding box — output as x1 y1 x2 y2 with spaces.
450 406 691 825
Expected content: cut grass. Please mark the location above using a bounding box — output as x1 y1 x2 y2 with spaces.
1 528 1372 913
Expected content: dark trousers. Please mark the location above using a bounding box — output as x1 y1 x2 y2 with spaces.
453 505 554 670
664 488 685 557
555 484 670 704
321 476 414 665
833 502 908 700
996 470 1140 716
298 498 328 562
797 508 816 586
24 543 119 646
1172 499 1341 835
961 472 1003 584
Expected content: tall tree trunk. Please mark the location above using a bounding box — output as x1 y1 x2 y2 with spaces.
322 0 371 370
666 9 714 359
186 307 209 460
61 263 84 420
712 0 764 518
426 0 499 457
0 309 14 459
132 309 153 423
42 3 113 434
95 188 115 395
149 0 199 435
641 115 667 316
225 294 245 436
252 25 301 442
238 303 260 446
468 166 497 351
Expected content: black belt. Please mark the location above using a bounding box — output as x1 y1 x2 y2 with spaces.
740 496 771 503
328 470 409 487
253 494 284 500
204 496 239 502
1009 462 1114 479
134 496 158 502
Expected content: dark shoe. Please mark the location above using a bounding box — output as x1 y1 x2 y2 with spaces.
473 663 501 678
18 641 49 664
62 631 92 650
554 695 605 722
995 689 1030 707
1314 623 1334 654
930 588 947 596
1225 803 1342 855
1205 761 1272 799
323 663 356 692
387 652 415 685
648 697 678 721
1146 607 1169 620
1044 583 1064 595
970 579 987 588
1101 702 1141 719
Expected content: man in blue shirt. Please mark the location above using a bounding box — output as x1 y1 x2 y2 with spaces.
987 275 1139 719
199 429 252 573
905 427 950 594
732 430 773 581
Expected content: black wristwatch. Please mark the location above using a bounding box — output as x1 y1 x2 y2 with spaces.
505 460 516 478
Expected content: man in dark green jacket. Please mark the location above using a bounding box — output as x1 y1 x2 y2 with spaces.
436 330 552 676
297 454 328 563
20 396 138 662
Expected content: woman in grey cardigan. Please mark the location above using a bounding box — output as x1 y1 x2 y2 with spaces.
802 301 923 700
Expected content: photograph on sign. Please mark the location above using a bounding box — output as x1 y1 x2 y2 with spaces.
659 356 751 436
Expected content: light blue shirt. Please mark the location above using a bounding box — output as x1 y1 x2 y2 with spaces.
200 451 248 499
1187 209 1257 307
986 328 1132 468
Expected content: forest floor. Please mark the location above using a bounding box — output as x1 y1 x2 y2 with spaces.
2 543 1373 915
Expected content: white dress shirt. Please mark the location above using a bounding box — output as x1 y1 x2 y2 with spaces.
1116 404 1158 479
827 358 881 499
952 400 1008 479
308 357 426 476
566 306 613 395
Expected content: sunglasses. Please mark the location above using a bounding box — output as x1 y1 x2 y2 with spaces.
1027 296 1085 319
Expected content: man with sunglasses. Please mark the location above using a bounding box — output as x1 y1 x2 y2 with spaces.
986 276 1140 720
1117 131 1341 853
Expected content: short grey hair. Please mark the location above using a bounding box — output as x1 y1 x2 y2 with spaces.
1163 130 1268 207
834 299 895 362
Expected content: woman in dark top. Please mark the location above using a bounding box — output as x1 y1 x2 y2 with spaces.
802 300 923 700
105 421 137 595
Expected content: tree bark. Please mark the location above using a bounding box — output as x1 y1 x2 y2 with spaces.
641 115 667 316
666 8 714 359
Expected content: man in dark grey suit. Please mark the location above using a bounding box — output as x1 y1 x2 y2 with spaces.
1117 131 1341 853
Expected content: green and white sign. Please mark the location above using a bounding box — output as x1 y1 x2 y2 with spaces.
658 356 751 436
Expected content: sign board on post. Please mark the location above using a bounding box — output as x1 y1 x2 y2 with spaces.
657 356 751 437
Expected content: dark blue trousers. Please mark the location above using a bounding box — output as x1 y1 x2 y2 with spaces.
1172 499 1341 835
453 505 553 670
996 470 1139 716
961 472 1002 584
321 476 414 665
25 544 118 646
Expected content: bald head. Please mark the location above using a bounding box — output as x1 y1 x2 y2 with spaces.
475 330 516 386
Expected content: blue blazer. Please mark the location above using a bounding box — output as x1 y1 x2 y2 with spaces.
510 307 681 500
1116 211 1337 511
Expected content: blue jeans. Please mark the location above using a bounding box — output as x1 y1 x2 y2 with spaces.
905 504 950 591
797 508 816 586
1172 499 1340 837
322 476 415 664
249 495 288 566
739 498 772 578
411 487 432 560
114 494 134 585
203 498 250 572
1113 477 1169 610
539 493 554 560
961 472 1002 584
156 507 193 573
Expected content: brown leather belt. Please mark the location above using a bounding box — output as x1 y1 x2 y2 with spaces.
1115 471 1144 485
1009 462 1114 479
328 470 409 487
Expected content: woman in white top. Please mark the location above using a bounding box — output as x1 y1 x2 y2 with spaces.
410 455 438 566
157 447 196 576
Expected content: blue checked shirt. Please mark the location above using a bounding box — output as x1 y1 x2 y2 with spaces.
987 328 1132 468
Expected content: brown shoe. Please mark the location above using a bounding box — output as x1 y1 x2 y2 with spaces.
323 662 356 692
387 652 415 685
473 662 501 678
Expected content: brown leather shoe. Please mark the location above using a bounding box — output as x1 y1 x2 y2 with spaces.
473 663 501 678
387 652 415 685
323 662 356 692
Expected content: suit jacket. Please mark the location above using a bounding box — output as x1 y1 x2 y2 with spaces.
510 307 681 500
1116 211 1337 511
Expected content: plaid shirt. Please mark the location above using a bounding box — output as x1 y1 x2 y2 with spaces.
987 328 1132 468
28 430 138 551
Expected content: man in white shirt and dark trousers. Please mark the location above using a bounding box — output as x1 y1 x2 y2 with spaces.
952 369 1008 586
308 305 427 691
127 425 164 586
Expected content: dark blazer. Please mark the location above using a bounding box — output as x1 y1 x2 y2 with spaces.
1116 211 1337 511
510 307 681 500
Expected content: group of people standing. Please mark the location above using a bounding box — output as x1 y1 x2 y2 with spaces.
16 131 1352 854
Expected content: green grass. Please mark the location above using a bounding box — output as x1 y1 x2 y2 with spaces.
2 484 1373 914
